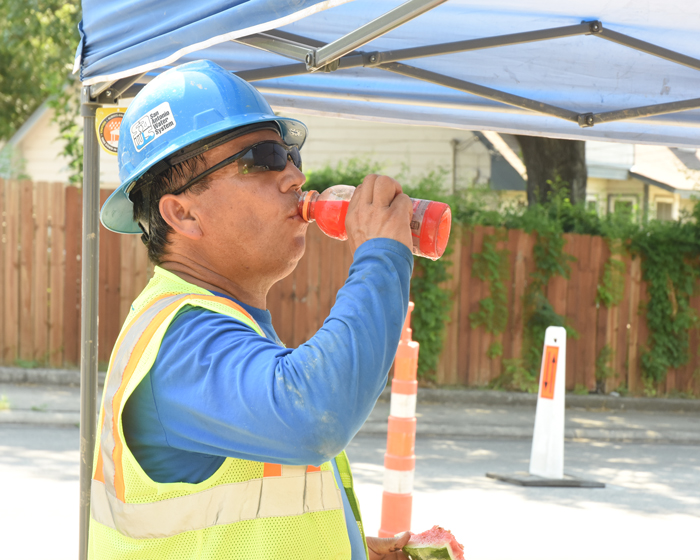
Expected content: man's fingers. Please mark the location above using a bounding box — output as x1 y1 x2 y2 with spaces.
356 174 378 205
390 192 413 217
371 176 403 207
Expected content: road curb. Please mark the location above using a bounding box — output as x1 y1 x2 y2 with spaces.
358 421 700 444
2 366 699 414
378 386 700 413
0 410 80 427
0 367 105 386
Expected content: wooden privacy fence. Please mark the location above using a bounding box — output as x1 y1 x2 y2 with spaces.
1 179 698 395
435 226 700 395
0 180 353 368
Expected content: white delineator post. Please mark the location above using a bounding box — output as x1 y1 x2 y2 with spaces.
529 326 567 479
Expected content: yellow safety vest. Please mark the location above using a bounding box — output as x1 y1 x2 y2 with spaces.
88 266 368 560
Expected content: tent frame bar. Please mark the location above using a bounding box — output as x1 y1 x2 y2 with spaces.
309 0 447 69
89 73 147 104
234 0 448 71
370 21 596 63
234 20 700 127
598 26 700 72
380 61 580 121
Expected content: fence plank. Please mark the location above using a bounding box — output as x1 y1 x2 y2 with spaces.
63 186 82 365
3 182 19 363
18 181 34 362
466 227 485 386
99 189 122 364
593 238 610 391
456 228 473 385
476 226 495 386
305 228 321 343
508 230 530 364
33 182 50 363
292 229 310 348
435 232 462 385
275 266 296 347
316 230 334 324
49 183 66 366
0 179 4 358
501 229 519 362
626 257 643 393
563 235 582 390
629 277 647 394
615 253 633 387
585 236 605 391
104 228 122 363
119 235 135 326
133 235 150 304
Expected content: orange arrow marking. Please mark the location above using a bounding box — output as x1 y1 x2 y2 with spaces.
540 345 559 400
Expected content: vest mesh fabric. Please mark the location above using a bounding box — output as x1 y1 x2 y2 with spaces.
89 267 361 560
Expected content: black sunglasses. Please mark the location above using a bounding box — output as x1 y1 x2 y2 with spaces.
171 140 302 196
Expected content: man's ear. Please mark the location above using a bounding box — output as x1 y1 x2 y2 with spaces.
159 194 203 240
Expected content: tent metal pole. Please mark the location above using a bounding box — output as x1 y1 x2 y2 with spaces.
311 0 446 69
598 27 700 72
582 97 700 126
373 22 594 63
380 62 580 122
256 84 539 114
78 86 101 560
235 33 313 62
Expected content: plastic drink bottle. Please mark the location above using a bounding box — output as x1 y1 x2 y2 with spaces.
298 184 452 260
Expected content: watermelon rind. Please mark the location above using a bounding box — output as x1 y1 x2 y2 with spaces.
402 544 456 560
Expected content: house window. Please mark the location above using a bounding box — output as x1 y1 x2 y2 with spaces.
655 200 674 221
585 196 599 214
609 195 638 221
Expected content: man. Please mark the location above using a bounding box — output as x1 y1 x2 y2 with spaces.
90 60 414 560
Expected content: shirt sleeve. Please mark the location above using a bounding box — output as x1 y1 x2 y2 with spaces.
149 238 414 466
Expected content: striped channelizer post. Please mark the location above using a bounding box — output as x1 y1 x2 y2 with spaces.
379 301 419 538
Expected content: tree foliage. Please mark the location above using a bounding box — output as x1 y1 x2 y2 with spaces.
0 0 81 140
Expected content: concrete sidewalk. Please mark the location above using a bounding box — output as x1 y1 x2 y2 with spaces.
1 366 699 443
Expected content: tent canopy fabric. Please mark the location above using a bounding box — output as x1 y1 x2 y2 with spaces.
77 0 700 148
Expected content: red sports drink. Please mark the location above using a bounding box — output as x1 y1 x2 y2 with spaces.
298 184 452 260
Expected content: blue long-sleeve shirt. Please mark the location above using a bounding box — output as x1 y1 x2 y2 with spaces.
122 238 413 558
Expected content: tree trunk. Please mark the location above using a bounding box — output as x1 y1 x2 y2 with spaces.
514 136 587 206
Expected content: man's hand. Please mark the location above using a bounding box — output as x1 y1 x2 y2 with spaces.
345 174 413 254
366 532 412 560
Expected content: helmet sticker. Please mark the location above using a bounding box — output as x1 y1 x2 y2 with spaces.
130 102 177 152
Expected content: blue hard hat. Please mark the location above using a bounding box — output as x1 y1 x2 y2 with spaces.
100 60 308 234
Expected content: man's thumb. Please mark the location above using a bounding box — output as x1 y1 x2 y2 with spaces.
394 531 412 547
368 532 412 554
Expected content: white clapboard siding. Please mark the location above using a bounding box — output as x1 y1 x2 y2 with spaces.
16 103 492 192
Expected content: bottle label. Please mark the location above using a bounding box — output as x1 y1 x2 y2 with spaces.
410 200 429 253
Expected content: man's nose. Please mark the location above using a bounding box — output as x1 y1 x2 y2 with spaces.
279 159 306 194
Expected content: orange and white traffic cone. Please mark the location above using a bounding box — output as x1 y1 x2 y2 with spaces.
378 302 419 538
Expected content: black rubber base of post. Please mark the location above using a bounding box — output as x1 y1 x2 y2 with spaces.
486 472 605 488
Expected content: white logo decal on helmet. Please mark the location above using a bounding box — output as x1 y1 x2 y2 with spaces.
131 102 177 152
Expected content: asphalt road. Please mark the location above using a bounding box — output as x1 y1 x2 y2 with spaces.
2 424 699 560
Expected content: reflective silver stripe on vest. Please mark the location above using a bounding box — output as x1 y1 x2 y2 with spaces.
91 469 343 539
99 294 186 495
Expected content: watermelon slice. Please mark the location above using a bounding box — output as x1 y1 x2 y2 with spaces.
402 526 465 560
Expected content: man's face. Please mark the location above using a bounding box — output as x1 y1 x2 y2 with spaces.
188 129 309 285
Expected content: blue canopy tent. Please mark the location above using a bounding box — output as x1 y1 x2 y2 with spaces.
75 0 700 556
